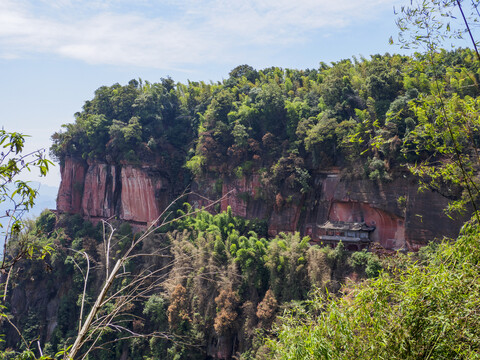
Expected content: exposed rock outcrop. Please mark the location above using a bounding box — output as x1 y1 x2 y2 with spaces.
81 162 118 219
302 174 464 250
57 157 86 213
57 159 467 250
120 166 161 224
57 159 164 226
190 172 465 250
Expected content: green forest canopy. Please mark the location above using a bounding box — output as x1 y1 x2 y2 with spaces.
50 50 480 202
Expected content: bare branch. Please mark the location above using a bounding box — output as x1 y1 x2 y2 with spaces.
69 249 91 333
67 190 231 359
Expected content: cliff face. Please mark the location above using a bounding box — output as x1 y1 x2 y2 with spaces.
57 157 86 213
81 162 118 219
57 157 165 226
120 166 163 223
301 174 462 250
219 175 302 236
57 159 466 250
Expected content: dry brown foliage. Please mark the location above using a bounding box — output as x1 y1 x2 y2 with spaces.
256 289 278 328
213 288 239 335
167 284 191 328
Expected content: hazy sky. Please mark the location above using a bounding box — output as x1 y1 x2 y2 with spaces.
1 0 412 187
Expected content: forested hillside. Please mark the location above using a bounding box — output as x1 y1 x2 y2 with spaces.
2 46 480 359
50 48 480 219
1 207 383 359
51 49 480 197
50 49 479 251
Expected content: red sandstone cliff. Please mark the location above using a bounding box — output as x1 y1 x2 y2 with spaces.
120 166 161 224
57 157 86 213
57 159 466 250
81 162 117 219
189 172 464 250
301 174 464 251
57 158 163 226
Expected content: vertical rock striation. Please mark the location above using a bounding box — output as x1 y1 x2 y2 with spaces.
57 159 162 226
120 166 160 224
57 157 86 213
81 162 117 219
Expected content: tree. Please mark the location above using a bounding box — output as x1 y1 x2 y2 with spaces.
393 1 480 219
0 130 53 359
264 221 480 359
229 65 258 83
0 130 52 273
260 4 480 357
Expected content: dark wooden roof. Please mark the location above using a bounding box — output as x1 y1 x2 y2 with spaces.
318 220 375 232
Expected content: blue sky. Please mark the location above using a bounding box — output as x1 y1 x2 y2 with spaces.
1 0 414 187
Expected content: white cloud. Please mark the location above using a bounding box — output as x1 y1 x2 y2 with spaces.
0 0 399 68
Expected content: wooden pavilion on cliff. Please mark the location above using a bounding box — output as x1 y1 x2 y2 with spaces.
312 221 375 251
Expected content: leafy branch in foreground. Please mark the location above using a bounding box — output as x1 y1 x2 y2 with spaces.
393 1 480 220
0 130 54 359
0 130 53 272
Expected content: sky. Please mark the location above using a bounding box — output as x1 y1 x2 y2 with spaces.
0 0 414 188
